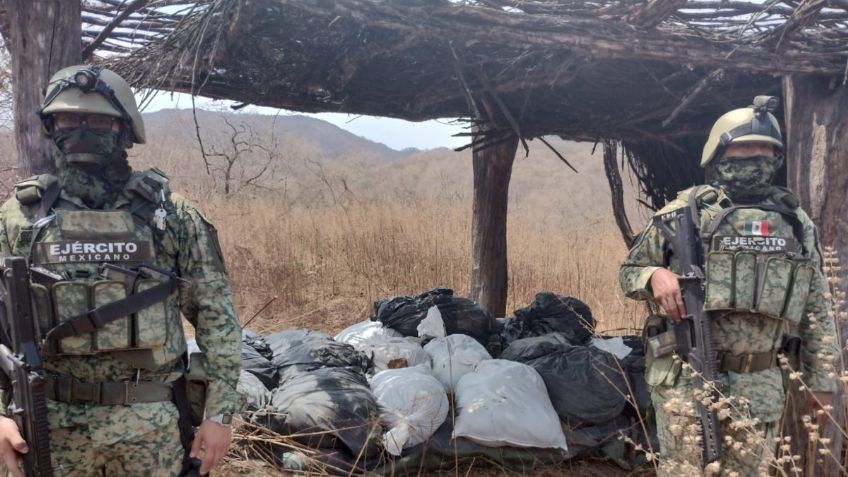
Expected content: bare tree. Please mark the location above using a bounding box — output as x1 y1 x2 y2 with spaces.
198 114 282 195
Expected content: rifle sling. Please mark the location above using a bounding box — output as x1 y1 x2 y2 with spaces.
43 277 175 342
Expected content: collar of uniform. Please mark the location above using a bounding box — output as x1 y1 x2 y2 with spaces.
57 188 128 211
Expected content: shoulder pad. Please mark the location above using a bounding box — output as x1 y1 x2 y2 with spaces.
770 186 800 209
14 174 59 206
126 169 170 205
692 185 722 206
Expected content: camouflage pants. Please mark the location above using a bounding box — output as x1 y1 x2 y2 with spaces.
48 419 184 477
651 383 780 477
3 401 185 477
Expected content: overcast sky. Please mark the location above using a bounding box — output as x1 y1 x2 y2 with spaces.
139 91 468 151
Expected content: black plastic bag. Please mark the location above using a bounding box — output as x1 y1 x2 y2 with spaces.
371 287 453 336
255 366 381 460
501 333 627 424
242 342 278 389
619 336 651 416
371 287 494 345
266 329 370 375
513 292 595 343
237 370 270 412
490 292 595 356
243 328 273 361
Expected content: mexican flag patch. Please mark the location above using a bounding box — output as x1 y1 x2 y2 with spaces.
745 220 769 235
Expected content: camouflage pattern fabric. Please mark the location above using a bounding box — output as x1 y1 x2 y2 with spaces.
0 158 241 475
708 155 780 199
41 400 183 477
52 127 122 161
54 145 132 209
651 376 780 477
621 184 837 474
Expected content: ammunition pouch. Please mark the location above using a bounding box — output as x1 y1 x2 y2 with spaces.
643 314 682 388
703 250 814 323
38 264 176 359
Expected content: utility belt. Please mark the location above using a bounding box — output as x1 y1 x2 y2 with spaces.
43 353 207 423
45 375 173 406
646 320 801 374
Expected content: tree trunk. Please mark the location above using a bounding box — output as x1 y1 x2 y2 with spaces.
8 0 81 177
469 133 518 318
782 74 848 477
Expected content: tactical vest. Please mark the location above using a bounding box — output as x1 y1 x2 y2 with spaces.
10 169 181 369
693 186 814 325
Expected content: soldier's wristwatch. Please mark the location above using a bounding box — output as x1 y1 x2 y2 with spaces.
207 413 233 427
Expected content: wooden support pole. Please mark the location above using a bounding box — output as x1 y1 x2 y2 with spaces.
782 74 848 477
469 132 518 318
603 140 635 246
8 0 81 177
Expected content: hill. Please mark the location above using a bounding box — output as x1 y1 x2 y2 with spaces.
135 109 638 231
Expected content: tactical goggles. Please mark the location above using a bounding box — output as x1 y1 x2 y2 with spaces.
52 112 120 130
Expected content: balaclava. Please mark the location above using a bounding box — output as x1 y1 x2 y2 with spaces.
52 125 132 208
707 153 782 203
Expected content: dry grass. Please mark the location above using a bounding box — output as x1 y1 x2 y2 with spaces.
208 196 644 337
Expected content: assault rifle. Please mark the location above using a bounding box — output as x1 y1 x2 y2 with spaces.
652 207 721 467
0 257 54 477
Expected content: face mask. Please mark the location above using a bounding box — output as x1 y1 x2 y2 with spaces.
52 127 122 166
709 154 780 199
52 136 132 209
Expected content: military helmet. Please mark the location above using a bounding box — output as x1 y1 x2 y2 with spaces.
700 96 782 167
39 65 146 144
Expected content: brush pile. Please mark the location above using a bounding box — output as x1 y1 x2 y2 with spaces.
232 288 653 475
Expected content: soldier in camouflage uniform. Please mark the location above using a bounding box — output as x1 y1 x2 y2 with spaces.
620 98 837 476
0 65 241 476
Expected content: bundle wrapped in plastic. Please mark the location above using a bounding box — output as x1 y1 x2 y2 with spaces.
370 366 449 456
423 334 491 392
355 336 430 373
453 359 567 451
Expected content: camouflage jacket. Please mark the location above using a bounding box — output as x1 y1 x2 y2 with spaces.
0 171 241 422
620 185 836 418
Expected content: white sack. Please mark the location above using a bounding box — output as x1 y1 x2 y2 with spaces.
453 359 568 450
423 334 491 392
356 337 430 372
371 366 449 456
334 320 403 346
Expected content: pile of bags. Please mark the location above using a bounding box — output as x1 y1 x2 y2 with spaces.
235 288 652 475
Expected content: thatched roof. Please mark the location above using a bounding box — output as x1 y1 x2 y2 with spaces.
82 0 848 207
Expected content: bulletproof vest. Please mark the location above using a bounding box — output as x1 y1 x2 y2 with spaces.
10 169 181 368
693 186 814 324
